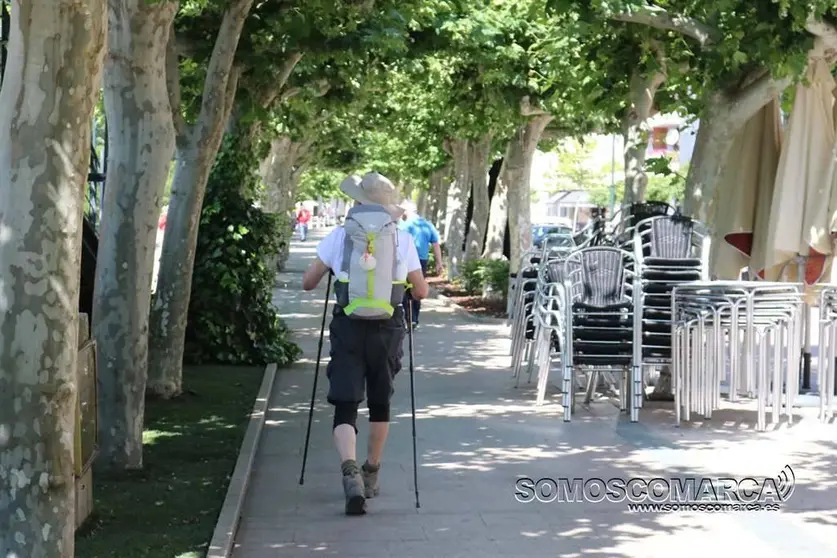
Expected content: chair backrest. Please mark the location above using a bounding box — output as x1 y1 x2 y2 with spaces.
635 214 704 260
546 260 564 284
564 248 632 307
650 215 693 258
628 201 674 228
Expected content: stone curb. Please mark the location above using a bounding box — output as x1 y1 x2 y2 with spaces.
428 286 506 324
207 363 277 558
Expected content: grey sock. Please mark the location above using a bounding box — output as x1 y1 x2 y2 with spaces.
341 459 359 476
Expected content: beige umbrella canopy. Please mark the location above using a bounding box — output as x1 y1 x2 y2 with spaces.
711 99 783 279
759 58 837 285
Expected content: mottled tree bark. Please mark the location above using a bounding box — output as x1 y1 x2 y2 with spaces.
683 66 803 222
93 0 178 471
261 134 313 271
416 188 429 216
444 138 470 278
262 135 312 214
148 0 254 398
427 165 449 232
0 0 106 555
506 114 553 274
402 182 414 201
483 155 509 260
465 134 493 260
622 70 664 206
682 101 729 221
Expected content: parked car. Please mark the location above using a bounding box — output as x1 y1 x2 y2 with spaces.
532 224 575 248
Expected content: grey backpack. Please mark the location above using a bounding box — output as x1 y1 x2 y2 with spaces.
335 204 407 319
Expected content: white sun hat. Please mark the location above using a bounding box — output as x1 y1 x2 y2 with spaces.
340 172 405 219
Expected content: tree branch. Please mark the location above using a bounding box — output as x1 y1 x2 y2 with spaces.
610 4 718 47
723 72 789 130
257 51 304 108
520 95 550 116
279 87 301 102
222 65 242 127
191 0 254 151
311 79 330 98
166 24 188 146
442 138 453 156
540 128 566 141
725 33 837 131
175 35 200 59
807 18 837 57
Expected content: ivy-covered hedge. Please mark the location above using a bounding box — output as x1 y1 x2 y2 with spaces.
184 133 301 366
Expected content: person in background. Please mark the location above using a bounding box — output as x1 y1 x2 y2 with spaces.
296 203 312 241
399 201 443 329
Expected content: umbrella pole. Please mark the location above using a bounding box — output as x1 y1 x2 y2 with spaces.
797 257 813 392
802 305 812 392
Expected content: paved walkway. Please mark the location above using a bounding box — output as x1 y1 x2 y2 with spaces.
233 229 837 558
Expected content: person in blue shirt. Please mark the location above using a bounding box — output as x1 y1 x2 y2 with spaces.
398 201 443 328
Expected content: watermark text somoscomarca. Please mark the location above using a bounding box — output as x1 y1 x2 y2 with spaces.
514 465 795 511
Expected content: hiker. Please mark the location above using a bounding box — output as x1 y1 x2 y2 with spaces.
296 203 312 241
301 172 429 515
399 201 443 328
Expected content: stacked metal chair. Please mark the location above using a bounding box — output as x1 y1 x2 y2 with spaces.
818 286 837 421
560 247 643 422
510 239 575 387
613 201 676 248
508 249 543 382
573 206 610 248
631 214 710 365
529 255 569 402
671 282 805 431
525 240 576 399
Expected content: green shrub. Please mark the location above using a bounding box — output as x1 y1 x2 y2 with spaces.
459 259 485 294
184 133 301 366
483 259 510 296
427 249 437 275
455 258 511 299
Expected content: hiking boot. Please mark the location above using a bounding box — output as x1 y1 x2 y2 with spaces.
362 461 380 498
341 460 366 515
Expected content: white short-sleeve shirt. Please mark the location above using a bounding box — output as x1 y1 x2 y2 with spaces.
316 227 422 281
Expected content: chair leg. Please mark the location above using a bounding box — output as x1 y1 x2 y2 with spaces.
508 305 524 358
620 367 628 412
511 315 527 379
513 342 528 387
631 365 642 422
535 330 552 406
563 365 574 422
526 331 540 384
584 369 597 404
637 365 647 409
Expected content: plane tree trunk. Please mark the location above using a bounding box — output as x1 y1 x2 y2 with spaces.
465 134 493 260
444 138 470 279
148 0 254 399
483 154 509 260
0 0 106 555
93 0 178 471
261 134 314 271
428 165 449 233
622 70 664 206
506 113 553 274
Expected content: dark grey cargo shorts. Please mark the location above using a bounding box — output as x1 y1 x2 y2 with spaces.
326 307 407 405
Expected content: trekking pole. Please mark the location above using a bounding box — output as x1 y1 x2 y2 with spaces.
300 270 333 486
407 298 421 509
